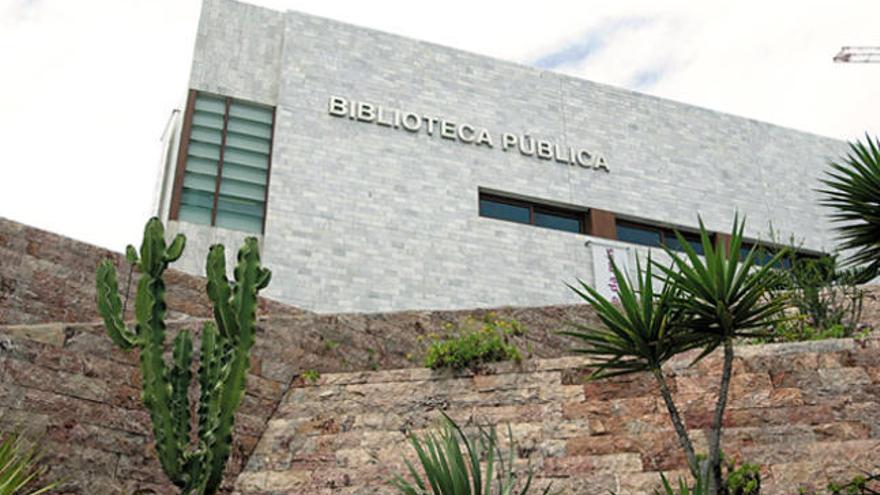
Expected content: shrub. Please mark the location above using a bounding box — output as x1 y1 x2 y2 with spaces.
422 314 524 370
798 471 880 495
753 251 869 343
653 458 759 495
389 413 551 495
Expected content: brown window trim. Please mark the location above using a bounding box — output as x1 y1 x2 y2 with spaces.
168 89 275 234
168 89 197 222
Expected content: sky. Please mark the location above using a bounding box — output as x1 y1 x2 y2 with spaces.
1 0 878 252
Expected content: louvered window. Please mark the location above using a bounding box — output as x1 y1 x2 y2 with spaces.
172 91 274 234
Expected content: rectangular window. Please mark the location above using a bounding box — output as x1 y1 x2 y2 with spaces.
172 91 274 234
615 220 705 255
478 192 586 234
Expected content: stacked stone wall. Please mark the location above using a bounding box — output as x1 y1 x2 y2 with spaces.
237 338 880 494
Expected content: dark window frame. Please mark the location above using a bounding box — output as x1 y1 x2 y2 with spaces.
478 192 587 234
615 219 705 253
169 89 275 234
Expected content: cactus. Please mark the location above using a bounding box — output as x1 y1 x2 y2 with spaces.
95 218 271 494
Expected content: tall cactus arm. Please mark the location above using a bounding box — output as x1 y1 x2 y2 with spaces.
206 245 234 338
170 330 194 467
135 274 184 485
230 237 265 349
256 267 272 291
139 217 168 276
204 237 269 493
165 234 186 263
95 260 137 350
189 322 229 493
197 322 226 440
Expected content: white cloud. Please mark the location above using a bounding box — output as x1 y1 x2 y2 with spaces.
1 0 877 251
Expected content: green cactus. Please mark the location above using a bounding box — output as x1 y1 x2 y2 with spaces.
95 217 271 494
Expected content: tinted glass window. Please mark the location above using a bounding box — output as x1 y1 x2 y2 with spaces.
535 210 581 233
479 198 530 224
617 223 662 247
665 234 705 255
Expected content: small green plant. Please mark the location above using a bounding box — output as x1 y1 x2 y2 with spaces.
656 473 709 495
322 338 340 352
422 314 524 370
0 429 60 495
725 458 761 495
95 218 271 495
389 413 551 495
301 369 320 384
798 470 880 495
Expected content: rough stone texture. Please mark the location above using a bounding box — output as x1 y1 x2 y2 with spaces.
0 217 304 325
237 338 880 495
0 302 597 493
164 0 850 314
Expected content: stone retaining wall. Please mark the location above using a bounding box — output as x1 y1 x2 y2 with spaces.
236 338 880 495
0 303 594 493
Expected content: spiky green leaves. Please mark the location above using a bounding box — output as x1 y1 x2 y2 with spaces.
655 216 788 345
819 134 880 282
0 429 60 495
390 413 550 495
563 255 705 380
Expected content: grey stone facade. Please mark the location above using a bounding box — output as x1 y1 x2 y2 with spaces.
160 0 849 313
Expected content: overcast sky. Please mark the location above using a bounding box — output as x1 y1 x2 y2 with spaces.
1 0 878 252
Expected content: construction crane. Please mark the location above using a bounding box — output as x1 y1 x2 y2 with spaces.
833 46 880 63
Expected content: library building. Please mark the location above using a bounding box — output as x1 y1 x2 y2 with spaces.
154 0 847 313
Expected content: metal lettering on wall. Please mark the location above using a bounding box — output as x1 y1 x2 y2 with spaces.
327 96 610 172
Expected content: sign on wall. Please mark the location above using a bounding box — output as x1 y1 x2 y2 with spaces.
589 241 631 304
327 96 610 172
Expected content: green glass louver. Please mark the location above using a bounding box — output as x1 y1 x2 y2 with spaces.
178 92 273 234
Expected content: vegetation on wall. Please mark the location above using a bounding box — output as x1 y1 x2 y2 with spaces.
389 413 551 495
755 252 869 343
422 314 525 370
566 217 787 493
95 218 271 495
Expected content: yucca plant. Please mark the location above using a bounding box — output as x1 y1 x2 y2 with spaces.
819 134 880 283
563 256 708 477
0 430 59 495
654 216 788 493
390 413 551 495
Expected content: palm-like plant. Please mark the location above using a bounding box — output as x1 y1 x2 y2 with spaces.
0 430 60 495
563 257 708 477
390 413 551 495
654 216 788 492
819 134 880 283
567 216 787 493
